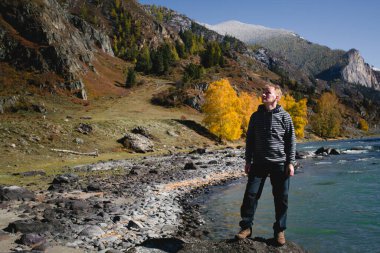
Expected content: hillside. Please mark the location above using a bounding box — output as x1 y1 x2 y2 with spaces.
1 0 380 180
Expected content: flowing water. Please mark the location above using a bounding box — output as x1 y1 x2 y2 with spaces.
198 138 380 253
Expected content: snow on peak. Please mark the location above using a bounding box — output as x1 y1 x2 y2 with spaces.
204 20 296 44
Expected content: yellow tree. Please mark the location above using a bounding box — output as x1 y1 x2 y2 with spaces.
239 92 260 135
279 94 308 138
358 118 369 131
202 79 242 140
311 92 343 138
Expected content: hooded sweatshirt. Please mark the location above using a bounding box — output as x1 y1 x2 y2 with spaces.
245 104 296 165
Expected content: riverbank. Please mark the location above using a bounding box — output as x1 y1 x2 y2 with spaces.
0 147 249 252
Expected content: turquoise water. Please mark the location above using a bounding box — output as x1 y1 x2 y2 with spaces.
199 138 380 253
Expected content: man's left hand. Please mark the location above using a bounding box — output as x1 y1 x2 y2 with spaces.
286 164 295 177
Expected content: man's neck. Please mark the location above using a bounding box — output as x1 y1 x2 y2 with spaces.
264 102 277 111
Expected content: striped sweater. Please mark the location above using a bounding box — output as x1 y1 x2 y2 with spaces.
245 104 296 165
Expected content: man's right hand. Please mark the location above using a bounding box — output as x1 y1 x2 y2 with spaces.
244 164 251 174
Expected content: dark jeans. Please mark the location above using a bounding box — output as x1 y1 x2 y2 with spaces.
239 162 290 233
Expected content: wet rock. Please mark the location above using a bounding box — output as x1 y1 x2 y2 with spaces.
118 133 154 153
315 147 328 155
296 151 315 159
329 148 340 155
0 185 35 201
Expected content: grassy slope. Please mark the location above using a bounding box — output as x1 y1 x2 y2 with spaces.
0 54 221 189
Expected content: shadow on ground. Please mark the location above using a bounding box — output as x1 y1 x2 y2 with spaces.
174 119 220 142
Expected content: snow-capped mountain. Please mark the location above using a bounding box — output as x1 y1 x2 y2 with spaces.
204 20 297 44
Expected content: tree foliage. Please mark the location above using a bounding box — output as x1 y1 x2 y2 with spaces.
239 92 260 136
358 118 369 131
310 92 343 138
201 41 224 68
202 79 242 141
125 67 137 88
182 63 205 84
279 94 308 138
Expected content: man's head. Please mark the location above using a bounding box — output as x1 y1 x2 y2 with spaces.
262 84 282 107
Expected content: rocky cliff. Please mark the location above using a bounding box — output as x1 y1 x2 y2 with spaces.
341 49 379 90
0 0 114 99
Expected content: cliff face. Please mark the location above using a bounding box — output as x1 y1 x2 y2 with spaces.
341 49 379 90
0 0 114 98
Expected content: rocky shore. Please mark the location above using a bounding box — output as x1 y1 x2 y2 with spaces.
0 147 311 252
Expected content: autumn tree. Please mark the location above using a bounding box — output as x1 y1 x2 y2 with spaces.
202 79 242 141
239 92 260 135
311 92 343 138
279 94 308 138
358 118 369 131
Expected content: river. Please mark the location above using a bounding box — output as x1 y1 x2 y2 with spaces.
197 138 380 253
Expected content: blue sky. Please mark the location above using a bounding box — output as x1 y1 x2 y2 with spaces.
139 0 380 68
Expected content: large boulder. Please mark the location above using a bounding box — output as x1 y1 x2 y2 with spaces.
131 238 307 253
0 185 35 201
118 133 154 153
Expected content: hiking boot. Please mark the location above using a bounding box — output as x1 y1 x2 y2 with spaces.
275 231 286 245
235 227 252 239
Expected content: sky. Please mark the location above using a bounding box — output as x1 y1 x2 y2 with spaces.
139 0 380 68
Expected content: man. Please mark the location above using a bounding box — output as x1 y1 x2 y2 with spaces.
235 84 296 245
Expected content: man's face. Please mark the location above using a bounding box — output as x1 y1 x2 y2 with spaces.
262 87 278 104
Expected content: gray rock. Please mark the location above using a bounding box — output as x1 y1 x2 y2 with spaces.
184 162 198 170
0 185 35 201
118 133 154 153
74 138 84 144
51 173 79 184
77 123 93 134
79 225 105 238
20 233 46 246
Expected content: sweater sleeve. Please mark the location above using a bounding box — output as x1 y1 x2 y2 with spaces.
284 113 296 164
245 114 255 164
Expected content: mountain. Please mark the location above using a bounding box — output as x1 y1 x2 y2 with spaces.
1 0 380 128
206 20 380 91
205 20 297 44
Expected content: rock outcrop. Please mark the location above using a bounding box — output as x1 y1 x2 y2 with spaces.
341 49 379 90
130 238 307 253
0 0 114 98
